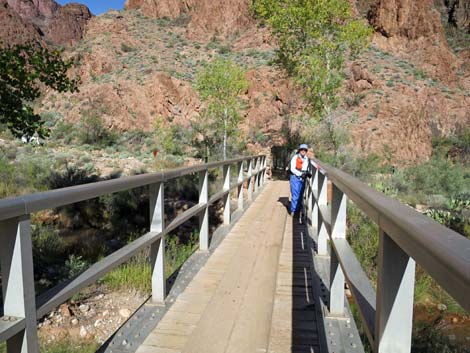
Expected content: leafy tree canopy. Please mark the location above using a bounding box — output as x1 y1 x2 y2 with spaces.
0 44 79 139
195 58 248 160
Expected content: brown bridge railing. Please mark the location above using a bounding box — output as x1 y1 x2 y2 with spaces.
303 158 470 353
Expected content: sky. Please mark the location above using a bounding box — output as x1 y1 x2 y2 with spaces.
56 0 126 15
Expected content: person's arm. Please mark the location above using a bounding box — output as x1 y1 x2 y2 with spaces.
290 155 303 177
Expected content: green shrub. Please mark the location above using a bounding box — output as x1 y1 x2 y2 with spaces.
78 114 118 147
404 157 467 201
65 254 89 277
347 204 379 282
120 43 136 53
412 318 470 353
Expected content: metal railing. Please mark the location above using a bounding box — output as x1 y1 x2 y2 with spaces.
0 155 267 353
303 158 470 353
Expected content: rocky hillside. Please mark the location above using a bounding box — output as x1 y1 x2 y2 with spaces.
35 0 468 165
0 0 92 47
40 7 298 144
344 0 470 162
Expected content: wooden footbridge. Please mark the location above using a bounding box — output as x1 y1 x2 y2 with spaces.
0 155 469 353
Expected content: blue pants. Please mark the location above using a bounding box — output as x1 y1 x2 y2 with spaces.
290 175 305 213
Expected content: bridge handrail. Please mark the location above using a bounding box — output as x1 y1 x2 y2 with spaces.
0 155 267 353
305 158 470 353
0 156 251 222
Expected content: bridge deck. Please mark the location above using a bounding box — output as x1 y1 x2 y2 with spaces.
136 181 321 353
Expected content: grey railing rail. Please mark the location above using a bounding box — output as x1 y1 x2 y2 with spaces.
0 155 267 353
303 158 470 353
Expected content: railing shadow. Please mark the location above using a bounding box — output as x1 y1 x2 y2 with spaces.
289 211 321 351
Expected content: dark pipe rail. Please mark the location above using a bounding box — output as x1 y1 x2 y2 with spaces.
0 155 267 353
303 158 470 353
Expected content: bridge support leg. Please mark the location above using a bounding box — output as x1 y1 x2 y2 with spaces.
149 182 165 304
247 159 253 201
253 158 259 194
0 217 39 353
375 230 415 353
329 185 347 316
317 173 328 256
237 162 244 211
199 170 209 251
223 165 231 225
311 168 319 229
262 156 268 184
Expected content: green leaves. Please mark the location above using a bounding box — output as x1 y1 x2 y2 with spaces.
253 0 372 120
0 44 79 138
196 58 248 105
194 58 248 160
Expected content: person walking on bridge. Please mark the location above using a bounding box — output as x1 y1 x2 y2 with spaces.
289 144 310 215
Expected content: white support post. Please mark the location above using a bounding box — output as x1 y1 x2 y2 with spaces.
375 230 415 353
199 170 209 251
311 167 319 230
237 161 244 211
253 158 259 194
223 164 231 225
0 216 39 353
247 159 253 201
149 182 165 304
307 178 313 216
317 172 329 256
262 156 268 184
329 184 347 316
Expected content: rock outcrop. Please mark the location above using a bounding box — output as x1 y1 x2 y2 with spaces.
0 0 44 47
443 0 470 33
45 3 92 45
1 0 92 46
125 0 253 38
125 0 193 19
368 0 465 85
369 0 443 39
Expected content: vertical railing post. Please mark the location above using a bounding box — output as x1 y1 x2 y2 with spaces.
0 217 39 353
247 158 253 201
317 172 329 256
307 175 313 217
253 157 259 194
375 230 415 353
311 165 319 229
237 161 244 211
329 184 347 316
149 182 165 303
262 156 267 184
223 164 231 225
199 169 209 251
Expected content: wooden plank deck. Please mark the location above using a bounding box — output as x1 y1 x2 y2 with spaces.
136 181 321 353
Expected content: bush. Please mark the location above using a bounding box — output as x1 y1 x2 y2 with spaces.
347 204 379 282
65 254 89 277
412 318 470 353
78 114 118 146
404 157 467 201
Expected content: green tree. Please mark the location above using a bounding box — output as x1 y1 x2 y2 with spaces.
195 58 248 160
253 0 372 158
0 44 78 139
